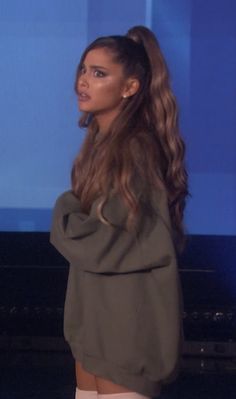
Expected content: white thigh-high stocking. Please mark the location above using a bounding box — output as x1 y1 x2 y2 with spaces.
97 393 151 399
75 387 98 398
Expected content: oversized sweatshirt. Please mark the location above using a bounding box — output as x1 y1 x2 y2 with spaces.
50 187 184 397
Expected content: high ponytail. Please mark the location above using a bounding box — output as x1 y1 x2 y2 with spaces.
72 26 189 253
127 26 190 252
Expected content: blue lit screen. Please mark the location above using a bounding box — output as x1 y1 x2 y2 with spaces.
0 0 235 235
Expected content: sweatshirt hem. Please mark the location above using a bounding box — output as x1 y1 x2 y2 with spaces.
71 347 162 397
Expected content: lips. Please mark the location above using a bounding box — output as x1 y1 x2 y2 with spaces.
78 92 91 101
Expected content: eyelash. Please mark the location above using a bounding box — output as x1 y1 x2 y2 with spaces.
94 70 106 78
79 67 106 78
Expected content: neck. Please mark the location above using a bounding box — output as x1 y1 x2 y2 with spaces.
94 109 120 135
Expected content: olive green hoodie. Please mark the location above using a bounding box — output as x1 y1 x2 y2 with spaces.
50 188 183 397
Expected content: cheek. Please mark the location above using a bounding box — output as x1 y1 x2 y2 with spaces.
95 79 123 97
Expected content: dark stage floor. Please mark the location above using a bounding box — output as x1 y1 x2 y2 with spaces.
0 351 236 399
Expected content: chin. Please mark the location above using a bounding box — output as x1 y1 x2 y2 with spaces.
79 104 92 112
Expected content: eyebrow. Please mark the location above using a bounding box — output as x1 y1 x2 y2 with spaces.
82 63 109 71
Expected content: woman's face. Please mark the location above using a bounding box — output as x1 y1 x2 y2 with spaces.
76 47 131 131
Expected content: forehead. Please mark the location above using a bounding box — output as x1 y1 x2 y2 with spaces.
83 47 121 70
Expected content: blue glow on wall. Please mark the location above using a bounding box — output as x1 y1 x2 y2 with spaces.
0 0 235 235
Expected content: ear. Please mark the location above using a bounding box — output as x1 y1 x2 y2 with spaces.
122 78 140 98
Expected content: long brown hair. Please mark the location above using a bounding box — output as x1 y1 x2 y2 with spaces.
71 26 190 253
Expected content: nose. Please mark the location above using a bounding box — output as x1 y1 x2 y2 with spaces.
78 73 89 88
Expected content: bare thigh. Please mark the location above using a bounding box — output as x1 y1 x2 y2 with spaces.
75 361 132 393
75 361 97 390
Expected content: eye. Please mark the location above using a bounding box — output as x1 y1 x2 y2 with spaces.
79 65 86 75
94 69 106 78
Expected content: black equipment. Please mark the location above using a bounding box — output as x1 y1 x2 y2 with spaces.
0 233 236 373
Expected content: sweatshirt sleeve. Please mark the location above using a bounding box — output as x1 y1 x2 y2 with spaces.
50 189 176 274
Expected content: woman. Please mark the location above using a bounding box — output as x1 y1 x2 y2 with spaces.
50 25 189 399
